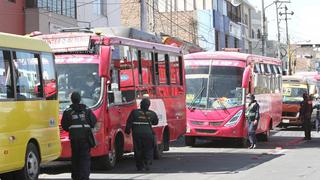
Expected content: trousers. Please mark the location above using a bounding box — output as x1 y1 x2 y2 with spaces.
303 118 312 140
133 133 154 169
248 121 257 146
71 138 91 180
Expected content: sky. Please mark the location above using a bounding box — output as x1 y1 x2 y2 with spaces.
249 0 320 43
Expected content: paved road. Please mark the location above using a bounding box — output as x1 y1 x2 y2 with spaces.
39 127 320 180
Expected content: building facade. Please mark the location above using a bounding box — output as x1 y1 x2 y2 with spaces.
0 0 25 35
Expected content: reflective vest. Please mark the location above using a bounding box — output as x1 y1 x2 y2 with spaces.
68 109 91 140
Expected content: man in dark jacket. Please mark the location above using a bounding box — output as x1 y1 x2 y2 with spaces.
125 98 159 171
245 94 260 149
61 91 97 180
300 93 313 140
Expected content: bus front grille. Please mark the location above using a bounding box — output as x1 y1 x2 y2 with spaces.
195 129 217 134
209 121 223 126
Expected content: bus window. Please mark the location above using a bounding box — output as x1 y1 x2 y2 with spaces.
254 63 261 73
13 51 42 100
0 50 14 99
41 53 57 100
156 53 166 84
170 55 179 85
136 50 156 98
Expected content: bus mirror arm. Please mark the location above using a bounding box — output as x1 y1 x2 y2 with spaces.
99 46 111 80
242 66 251 89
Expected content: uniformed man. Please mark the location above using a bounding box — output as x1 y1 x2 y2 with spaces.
300 93 313 140
245 94 260 149
61 91 97 180
125 98 159 171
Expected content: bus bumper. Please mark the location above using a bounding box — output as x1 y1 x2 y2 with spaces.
185 123 245 138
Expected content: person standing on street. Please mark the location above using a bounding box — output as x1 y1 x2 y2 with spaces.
300 93 313 140
125 98 159 171
61 91 97 180
313 97 320 132
245 94 260 149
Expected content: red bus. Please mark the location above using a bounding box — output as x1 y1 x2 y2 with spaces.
36 28 186 169
184 51 282 146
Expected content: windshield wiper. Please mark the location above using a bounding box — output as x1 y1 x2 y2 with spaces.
209 81 230 114
188 79 205 110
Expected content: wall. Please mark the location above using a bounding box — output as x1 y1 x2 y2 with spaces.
0 0 25 35
25 9 78 34
77 0 120 28
197 10 215 51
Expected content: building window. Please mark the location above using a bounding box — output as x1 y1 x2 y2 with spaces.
36 0 76 18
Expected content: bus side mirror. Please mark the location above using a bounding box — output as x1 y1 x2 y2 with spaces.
242 66 251 88
99 46 111 79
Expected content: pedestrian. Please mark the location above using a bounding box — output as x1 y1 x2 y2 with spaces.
61 91 97 180
125 98 159 171
300 93 313 140
313 97 320 132
245 94 260 149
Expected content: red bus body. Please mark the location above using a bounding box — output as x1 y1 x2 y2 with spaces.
184 51 282 145
37 30 186 168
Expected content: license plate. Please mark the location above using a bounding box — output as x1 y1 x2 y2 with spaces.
282 119 290 123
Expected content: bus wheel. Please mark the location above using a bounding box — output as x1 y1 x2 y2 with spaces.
258 121 272 142
16 143 40 180
185 136 195 146
94 147 117 170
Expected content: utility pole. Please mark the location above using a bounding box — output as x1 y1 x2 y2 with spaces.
280 5 294 75
140 0 148 32
275 1 281 60
261 0 266 56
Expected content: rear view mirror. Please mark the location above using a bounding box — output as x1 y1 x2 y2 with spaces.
242 65 251 88
99 46 111 79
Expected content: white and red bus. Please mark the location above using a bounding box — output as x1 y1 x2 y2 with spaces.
35 28 186 169
184 51 282 146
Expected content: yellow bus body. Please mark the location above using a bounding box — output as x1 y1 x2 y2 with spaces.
0 32 61 174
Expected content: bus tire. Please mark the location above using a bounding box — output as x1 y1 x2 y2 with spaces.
94 146 117 170
115 134 124 160
258 121 272 142
163 129 170 151
153 141 164 160
15 143 40 180
185 136 195 146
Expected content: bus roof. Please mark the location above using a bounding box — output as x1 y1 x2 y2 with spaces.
0 32 52 52
184 51 281 65
38 31 182 54
283 75 308 84
105 35 182 54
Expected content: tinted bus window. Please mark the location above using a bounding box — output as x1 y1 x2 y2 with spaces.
0 50 14 99
170 55 180 85
41 53 57 100
13 51 41 99
157 53 167 85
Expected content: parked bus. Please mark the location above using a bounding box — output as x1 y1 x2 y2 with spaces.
0 32 60 180
36 27 186 169
184 51 282 146
281 75 317 128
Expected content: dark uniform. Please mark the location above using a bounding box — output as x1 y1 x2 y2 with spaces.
300 93 312 140
125 98 159 171
245 95 260 149
61 92 97 180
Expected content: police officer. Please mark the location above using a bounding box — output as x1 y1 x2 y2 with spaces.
61 91 97 180
125 98 159 171
245 94 260 149
300 93 313 140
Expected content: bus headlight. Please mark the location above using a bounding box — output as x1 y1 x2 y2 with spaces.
224 110 243 127
186 123 191 133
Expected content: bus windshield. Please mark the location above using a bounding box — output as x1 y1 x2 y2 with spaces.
186 65 244 110
56 63 101 111
282 86 307 102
